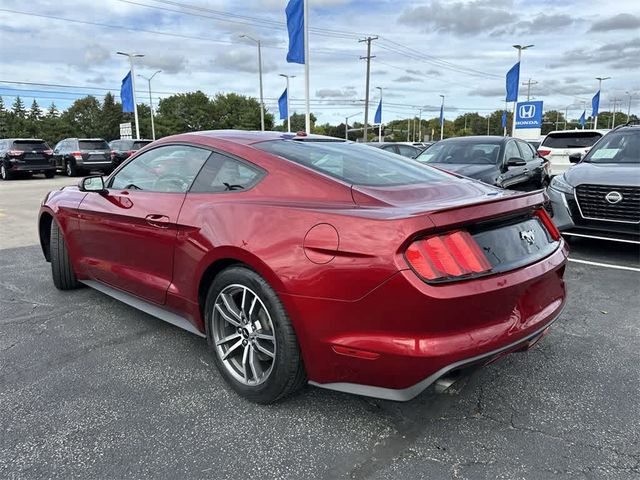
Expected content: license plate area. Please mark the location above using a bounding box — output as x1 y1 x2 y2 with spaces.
471 217 558 274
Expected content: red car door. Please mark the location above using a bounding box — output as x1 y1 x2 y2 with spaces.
76 144 211 304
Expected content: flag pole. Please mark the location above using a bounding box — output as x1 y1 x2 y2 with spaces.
303 0 310 134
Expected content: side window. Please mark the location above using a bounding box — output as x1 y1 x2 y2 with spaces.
110 145 210 193
398 145 417 157
190 152 264 193
517 141 536 162
504 141 521 162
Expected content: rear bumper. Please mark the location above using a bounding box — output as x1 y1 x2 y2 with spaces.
8 163 55 171
309 312 560 401
76 160 112 168
284 242 568 400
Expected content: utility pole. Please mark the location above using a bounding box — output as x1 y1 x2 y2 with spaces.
439 95 445 140
522 78 538 101
486 115 490 135
504 100 508 136
240 34 265 131
359 36 378 142
564 106 568 129
279 74 295 133
626 91 634 122
611 98 622 128
594 76 611 129
418 108 423 142
406 118 410 142
116 51 144 139
137 70 161 140
511 44 534 137
555 111 559 131
376 87 383 142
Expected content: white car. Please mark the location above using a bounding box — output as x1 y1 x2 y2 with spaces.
538 129 608 176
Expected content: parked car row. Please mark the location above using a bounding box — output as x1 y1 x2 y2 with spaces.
0 137 153 180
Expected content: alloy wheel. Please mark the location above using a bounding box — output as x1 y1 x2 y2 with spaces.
1 165 5 180
66 162 72 176
212 284 277 386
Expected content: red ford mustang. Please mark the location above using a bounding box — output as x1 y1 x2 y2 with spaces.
38 131 568 403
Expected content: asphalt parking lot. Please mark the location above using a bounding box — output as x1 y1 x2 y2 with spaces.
1 177 639 479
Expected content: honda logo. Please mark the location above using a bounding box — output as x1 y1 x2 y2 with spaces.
519 104 536 119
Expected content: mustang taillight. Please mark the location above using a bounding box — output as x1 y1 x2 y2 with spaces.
535 208 561 241
405 230 492 282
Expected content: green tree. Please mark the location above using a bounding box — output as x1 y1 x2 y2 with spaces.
60 96 102 138
287 112 316 133
0 96 7 138
26 100 42 137
100 92 124 140
155 91 213 136
210 93 274 130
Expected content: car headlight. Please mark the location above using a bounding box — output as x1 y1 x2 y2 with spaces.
549 175 574 195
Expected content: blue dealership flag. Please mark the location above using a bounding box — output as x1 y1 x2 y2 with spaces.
286 0 304 64
439 104 444 126
579 110 586 127
505 62 520 102
374 99 382 124
501 110 507 128
591 91 600 117
278 88 288 120
120 71 134 113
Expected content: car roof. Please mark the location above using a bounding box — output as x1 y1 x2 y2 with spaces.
438 136 506 143
3 138 46 141
544 129 608 136
185 130 343 146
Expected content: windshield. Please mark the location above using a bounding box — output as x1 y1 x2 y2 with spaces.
582 129 640 164
416 140 502 165
254 140 450 186
542 132 602 148
79 140 109 150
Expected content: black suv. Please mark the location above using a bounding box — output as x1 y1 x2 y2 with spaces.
0 138 55 180
109 139 153 166
548 124 640 243
52 138 112 176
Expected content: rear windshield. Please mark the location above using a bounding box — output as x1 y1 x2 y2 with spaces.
11 140 49 151
416 140 502 165
79 140 109 150
582 129 640 164
254 140 449 186
133 140 152 150
541 132 602 148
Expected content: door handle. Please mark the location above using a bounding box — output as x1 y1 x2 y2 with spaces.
145 214 170 228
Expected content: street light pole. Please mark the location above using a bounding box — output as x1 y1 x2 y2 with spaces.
511 44 534 137
594 76 611 130
240 34 265 131
344 112 361 140
439 94 445 140
117 51 144 139
418 108 423 141
138 70 161 141
359 36 378 142
279 74 295 133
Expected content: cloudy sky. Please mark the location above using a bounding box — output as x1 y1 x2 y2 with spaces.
1 0 639 125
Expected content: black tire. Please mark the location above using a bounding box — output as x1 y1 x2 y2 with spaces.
50 221 80 290
65 160 77 177
44 170 55 179
1 163 14 180
205 266 306 404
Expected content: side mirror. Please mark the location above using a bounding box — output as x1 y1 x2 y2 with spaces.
506 157 526 167
569 153 582 164
79 175 106 193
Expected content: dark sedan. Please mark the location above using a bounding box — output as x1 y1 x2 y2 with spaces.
365 142 422 158
415 136 549 191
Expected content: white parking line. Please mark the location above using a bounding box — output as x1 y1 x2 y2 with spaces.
568 258 640 272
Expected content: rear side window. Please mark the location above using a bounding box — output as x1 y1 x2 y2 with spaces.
11 140 49 151
133 141 152 150
254 140 448 186
190 152 264 193
79 140 109 150
542 132 602 148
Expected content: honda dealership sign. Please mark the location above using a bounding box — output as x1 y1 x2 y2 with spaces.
515 101 543 129
513 100 543 141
